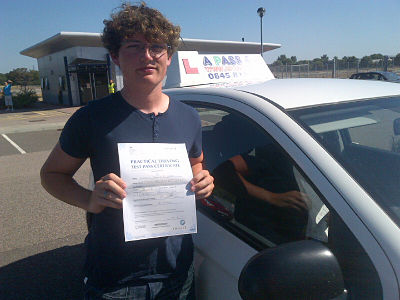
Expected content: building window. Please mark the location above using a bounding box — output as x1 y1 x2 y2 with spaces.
45 78 50 90
59 76 66 91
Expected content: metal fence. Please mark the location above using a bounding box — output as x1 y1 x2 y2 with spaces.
269 60 400 79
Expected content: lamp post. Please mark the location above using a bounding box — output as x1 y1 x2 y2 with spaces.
257 7 266 57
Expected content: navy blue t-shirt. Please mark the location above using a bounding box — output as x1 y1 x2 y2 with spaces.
59 92 202 288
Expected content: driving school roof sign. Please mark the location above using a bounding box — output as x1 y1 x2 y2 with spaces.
164 51 275 88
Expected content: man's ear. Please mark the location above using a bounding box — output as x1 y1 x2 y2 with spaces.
111 53 120 67
166 54 172 67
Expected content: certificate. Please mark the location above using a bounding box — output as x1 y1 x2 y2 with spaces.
118 143 197 241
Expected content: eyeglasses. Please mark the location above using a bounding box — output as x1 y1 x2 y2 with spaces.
122 42 170 58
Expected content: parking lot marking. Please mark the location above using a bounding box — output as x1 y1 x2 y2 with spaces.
2 110 67 120
1 134 27 154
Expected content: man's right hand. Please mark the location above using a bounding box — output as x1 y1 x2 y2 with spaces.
267 191 309 212
89 173 127 213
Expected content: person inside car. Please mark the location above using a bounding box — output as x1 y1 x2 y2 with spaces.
212 145 309 243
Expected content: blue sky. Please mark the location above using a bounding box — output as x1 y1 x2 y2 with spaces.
1 0 399 73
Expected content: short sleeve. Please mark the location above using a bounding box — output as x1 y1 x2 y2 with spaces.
59 106 91 158
189 110 202 159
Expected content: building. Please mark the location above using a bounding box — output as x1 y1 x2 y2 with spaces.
20 32 280 106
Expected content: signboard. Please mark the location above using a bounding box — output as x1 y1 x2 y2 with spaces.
164 51 274 88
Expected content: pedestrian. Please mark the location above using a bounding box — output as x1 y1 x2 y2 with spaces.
40 2 214 300
1 82 5 108
4 80 13 111
108 79 115 94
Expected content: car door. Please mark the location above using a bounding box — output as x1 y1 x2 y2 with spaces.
166 89 398 300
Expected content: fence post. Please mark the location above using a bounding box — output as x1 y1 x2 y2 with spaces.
332 58 336 78
285 63 288 78
383 56 388 72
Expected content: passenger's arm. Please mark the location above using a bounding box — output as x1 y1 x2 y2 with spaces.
229 155 308 211
40 142 126 213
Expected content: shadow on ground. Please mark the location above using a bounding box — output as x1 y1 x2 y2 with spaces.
0 100 69 115
0 244 85 299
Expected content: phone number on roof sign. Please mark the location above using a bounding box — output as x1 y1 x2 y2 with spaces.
208 72 243 80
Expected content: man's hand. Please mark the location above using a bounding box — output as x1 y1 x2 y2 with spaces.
191 169 214 199
88 173 127 213
190 152 214 199
267 191 309 211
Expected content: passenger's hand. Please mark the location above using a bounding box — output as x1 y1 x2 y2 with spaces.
88 173 127 213
191 169 214 199
267 191 309 211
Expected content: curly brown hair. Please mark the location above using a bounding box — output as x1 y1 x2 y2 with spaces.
102 2 181 57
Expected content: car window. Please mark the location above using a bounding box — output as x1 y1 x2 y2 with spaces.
190 102 383 298
346 105 400 152
370 73 380 80
193 105 329 245
384 72 400 81
291 98 400 229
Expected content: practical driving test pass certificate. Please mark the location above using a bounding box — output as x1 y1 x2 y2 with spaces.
118 143 197 242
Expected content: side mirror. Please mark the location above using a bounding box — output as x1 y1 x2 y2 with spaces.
238 240 345 300
393 118 400 136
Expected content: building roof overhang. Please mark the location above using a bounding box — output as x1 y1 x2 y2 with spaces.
20 32 281 58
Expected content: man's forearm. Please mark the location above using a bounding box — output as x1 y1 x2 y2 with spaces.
236 172 274 203
41 171 92 211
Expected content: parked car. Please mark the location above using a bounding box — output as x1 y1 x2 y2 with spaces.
88 50 400 299
164 78 400 300
350 71 400 83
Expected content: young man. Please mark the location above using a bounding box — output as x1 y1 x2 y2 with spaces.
40 3 214 299
4 80 13 111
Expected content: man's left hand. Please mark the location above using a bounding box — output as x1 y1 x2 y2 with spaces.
191 170 214 199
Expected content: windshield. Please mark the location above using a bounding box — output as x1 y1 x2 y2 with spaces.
289 96 400 227
384 72 400 82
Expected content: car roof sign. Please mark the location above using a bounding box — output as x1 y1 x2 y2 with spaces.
164 51 274 88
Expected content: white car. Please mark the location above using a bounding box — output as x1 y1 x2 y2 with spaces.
165 78 400 300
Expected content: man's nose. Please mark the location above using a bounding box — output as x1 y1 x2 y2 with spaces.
140 46 153 60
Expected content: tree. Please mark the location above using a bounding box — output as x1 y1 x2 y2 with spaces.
271 58 283 66
0 73 6 84
347 56 358 64
30 70 40 85
370 53 384 60
320 54 329 64
297 59 310 65
271 54 294 66
360 56 372 68
277 54 291 65
6 68 40 90
394 53 400 66
311 58 324 70
7 68 32 86
290 56 297 64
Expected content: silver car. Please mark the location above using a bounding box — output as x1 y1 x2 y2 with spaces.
165 78 400 300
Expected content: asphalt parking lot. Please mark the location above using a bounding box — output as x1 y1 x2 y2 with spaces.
0 104 91 299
